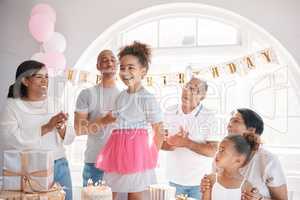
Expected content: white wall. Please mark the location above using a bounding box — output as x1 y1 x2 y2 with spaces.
1 0 299 107
1 1 300 198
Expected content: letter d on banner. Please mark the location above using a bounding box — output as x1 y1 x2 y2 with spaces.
227 63 237 74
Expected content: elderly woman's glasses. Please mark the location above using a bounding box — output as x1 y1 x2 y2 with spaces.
183 84 202 95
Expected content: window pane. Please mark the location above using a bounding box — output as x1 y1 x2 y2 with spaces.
197 18 239 45
123 21 158 47
159 17 196 47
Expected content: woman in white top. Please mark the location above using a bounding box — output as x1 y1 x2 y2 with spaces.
0 60 75 200
202 133 259 200
201 108 288 200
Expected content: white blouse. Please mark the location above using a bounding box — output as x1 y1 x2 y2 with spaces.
240 147 287 197
0 97 75 175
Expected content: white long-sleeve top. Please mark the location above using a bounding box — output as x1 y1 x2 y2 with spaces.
0 97 75 175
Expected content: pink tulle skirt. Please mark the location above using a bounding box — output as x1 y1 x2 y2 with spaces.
95 128 158 174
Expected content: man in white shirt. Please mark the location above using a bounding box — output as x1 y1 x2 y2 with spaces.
74 50 120 186
163 77 218 200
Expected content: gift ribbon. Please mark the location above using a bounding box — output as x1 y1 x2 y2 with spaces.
3 151 53 193
0 183 65 199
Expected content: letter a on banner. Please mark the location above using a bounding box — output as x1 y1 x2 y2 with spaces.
244 56 256 69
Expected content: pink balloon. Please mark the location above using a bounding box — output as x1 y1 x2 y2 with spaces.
42 52 66 71
29 14 55 42
31 4 56 22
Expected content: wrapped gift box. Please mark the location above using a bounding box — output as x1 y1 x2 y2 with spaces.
3 150 54 192
0 184 65 200
149 184 176 200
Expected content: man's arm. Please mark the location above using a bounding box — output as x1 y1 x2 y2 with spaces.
161 141 176 151
166 132 218 157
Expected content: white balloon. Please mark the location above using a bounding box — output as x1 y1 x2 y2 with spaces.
31 52 44 62
185 65 193 81
43 32 66 53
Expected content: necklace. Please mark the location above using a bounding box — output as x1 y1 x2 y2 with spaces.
23 99 48 109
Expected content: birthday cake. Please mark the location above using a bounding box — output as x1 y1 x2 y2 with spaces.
81 180 112 200
149 184 176 200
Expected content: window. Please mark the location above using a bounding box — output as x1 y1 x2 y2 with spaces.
197 18 239 45
122 16 240 48
159 17 196 47
123 21 158 47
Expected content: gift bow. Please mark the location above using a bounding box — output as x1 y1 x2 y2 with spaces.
3 151 53 193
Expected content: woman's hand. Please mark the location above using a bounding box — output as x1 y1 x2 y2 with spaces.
56 112 68 139
200 175 211 193
201 175 213 200
42 112 68 136
242 187 264 200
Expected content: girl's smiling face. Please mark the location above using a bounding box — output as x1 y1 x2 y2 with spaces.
119 55 146 88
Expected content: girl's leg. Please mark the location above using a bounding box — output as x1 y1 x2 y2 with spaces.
113 192 118 200
128 192 143 200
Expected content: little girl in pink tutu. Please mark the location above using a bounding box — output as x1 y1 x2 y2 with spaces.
96 41 165 200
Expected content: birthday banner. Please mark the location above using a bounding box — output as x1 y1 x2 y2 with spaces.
64 48 279 86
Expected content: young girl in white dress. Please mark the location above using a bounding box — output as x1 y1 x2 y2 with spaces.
96 41 165 200
202 132 260 200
